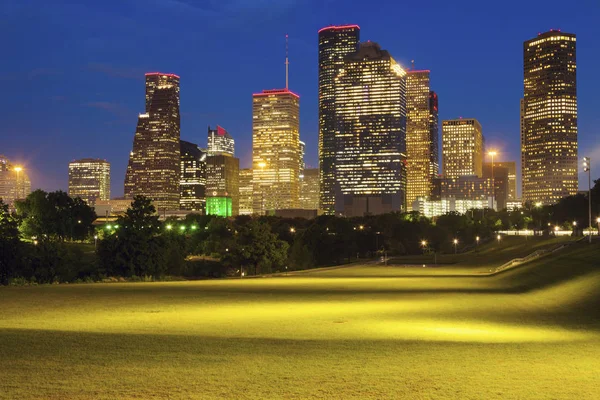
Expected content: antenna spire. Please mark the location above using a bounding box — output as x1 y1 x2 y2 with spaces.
285 34 289 89
411 59 415 70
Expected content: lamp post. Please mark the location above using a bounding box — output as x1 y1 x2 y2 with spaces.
597 217 600 238
94 235 98 251
421 240 427 255
476 236 480 246
14 166 22 200
488 151 497 211
453 238 458 254
583 157 592 243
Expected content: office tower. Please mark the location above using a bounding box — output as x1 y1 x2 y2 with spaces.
239 168 254 216
318 24 360 215
299 140 306 173
482 164 509 210
206 154 239 216
522 30 578 204
406 70 439 205
207 125 234 156
179 141 206 212
68 159 110 205
124 72 181 211
484 161 516 201
334 42 407 216
442 118 483 178
300 168 320 210
0 155 31 208
252 89 300 214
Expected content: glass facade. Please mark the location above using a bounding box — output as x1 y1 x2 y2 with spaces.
206 196 232 218
334 42 407 214
179 140 206 212
124 72 181 211
238 168 254 216
442 119 483 178
406 70 439 206
68 158 110 205
206 154 239 216
252 89 300 214
300 168 319 210
522 30 577 205
318 25 360 215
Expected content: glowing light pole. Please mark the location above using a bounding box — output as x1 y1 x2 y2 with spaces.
488 151 497 210
476 236 480 246
583 157 592 243
453 238 458 254
14 166 23 199
258 161 266 215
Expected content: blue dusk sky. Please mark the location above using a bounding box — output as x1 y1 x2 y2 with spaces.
1 0 599 197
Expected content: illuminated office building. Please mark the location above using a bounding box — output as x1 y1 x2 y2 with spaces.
68 158 110 205
206 154 239 216
318 24 360 215
484 161 516 201
0 155 31 208
442 119 483 178
179 141 206 212
125 72 181 211
252 89 300 214
522 30 577 204
207 125 234 156
406 70 439 206
299 140 306 173
334 41 407 216
239 168 254 216
300 168 319 210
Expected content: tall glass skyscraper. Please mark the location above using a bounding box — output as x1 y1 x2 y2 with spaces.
179 141 206 212
124 72 181 211
406 70 439 206
318 25 360 215
522 30 577 205
334 42 407 216
68 158 111 205
252 89 300 214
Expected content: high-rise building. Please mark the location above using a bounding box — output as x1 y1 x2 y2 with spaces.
179 141 206 212
207 125 234 156
252 89 300 214
299 140 306 173
484 161 516 201
406 70 439 206
68 158 110 205
318 24 360 215
334 42 407 216
239 168 254 216
300 168 319 210
0 155 31 208
124 72 181 211
442 119 483 178
206 154 239 216
522 30 578 205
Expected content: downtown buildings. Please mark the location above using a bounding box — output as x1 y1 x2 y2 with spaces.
334 41 408 216
207 125 235 156
252 89 301 214
179 141 206 212
522 30 578 205
0 155 31 208
68 158 110 205
406 70 439 206
318 25 360 215
124 72 181 211
442 118 483 178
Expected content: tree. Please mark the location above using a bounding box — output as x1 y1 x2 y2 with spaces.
0 200 22 284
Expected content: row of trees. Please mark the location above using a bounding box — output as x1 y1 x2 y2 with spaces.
1 179 599 285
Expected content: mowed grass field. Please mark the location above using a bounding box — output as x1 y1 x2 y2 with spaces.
1 239 600 399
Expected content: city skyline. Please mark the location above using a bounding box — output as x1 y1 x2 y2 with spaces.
2 1 599 198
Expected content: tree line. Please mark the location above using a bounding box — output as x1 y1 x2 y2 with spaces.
1 180 598 285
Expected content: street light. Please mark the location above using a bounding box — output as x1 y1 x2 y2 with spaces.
421 240 427 255
476 236 480 246
453 238 458 254
497 234 501 244
94 235 98 250
290 227 296 233
14 166 23 199
166 224 173 230
258 161 267 216
583 156 592 243
488 151 497 211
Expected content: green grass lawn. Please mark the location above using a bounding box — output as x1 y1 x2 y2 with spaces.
1 240 599 399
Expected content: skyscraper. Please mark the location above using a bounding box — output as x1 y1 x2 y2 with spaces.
318 25 360 215
522 30 578 204
68 158 110 205
238 168 254 216
334 42 407 216
406 70 439 205
0 155 31 208
206 154 239 216
207 125 234 156
442 119 483 178
484 161 517 201
125 72 181 211
179 141 206 212
300 168 319 210
252 89 300 214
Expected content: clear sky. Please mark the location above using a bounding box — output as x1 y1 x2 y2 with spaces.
2 0 599 197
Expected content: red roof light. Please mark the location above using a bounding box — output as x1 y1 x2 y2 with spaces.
253 88 300 99
318 24 360 34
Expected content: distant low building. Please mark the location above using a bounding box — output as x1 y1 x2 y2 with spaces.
94 199 133 218
239 169 253 216
68 158 110 205
413 197 494 218
274 209 318 220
